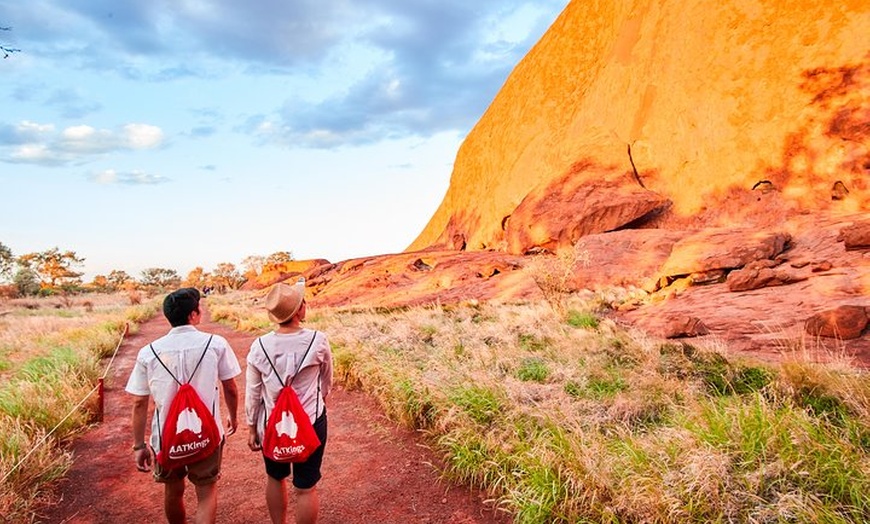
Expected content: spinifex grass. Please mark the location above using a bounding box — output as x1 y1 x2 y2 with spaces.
213 290 870 523
0 294 158 523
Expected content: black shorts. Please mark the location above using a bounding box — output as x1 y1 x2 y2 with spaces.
264 410 327 489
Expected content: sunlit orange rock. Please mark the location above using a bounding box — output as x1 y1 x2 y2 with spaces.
284 2 869 366
806 305 869 339
410 0 869 253
838 220 870 250
244 259 332 290
504 173 670 255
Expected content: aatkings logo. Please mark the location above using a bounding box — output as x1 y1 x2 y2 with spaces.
169 437 211 458
273 444 306 458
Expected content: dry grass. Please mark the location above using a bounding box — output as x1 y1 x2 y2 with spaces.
0 293 160 523
209 288 870 523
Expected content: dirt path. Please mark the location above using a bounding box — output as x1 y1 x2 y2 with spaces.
38 305 508 523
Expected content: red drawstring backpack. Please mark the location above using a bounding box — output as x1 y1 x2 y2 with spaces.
151 336 221 468
259 333 321 463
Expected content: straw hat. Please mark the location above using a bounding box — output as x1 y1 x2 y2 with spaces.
264 277 306 324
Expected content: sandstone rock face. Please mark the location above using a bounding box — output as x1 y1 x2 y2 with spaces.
279 2 870 368
308 251 540 310
504 173 670 255
409 0 869 253
618 214 870 365
565 228 685 290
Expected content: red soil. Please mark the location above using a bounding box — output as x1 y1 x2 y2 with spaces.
37 304 508 524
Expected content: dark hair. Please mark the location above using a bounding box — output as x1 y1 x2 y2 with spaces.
163 287 201 327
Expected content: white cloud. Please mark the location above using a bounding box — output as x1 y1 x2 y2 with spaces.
124 123 164 149
1 121 165 166
90 168 169 185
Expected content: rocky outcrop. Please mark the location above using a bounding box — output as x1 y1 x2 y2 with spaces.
505 174 670 255
272 2 870 368
656 230 792 286
307 251 540 310
661 316 710 339
243 259 332 290
409 0 869 254
617 214 870 365
566 229 685 290
725 260 809 292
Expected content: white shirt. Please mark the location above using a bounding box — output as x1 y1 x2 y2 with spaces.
125 325 241 452
245 329 333 440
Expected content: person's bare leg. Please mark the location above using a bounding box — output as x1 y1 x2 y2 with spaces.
295 486 319 524
194 482 218 524
266 476 288 524
164 479 186 524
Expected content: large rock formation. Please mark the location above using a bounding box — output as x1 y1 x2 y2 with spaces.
409 0 869 255
279 1 870 367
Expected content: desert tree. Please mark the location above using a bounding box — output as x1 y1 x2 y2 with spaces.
107 269 134 290
0 241 13 281
265 251 294 265
89 274 111 292
139 267 181 291
183 266 208 289
13 267 40 296
241 254 265 280
208 262 245 293
17 247 84 290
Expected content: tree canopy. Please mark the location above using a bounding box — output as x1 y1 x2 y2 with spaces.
17 248 84 289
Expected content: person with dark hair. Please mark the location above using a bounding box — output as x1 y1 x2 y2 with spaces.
246 278 333 524
126 287 242 524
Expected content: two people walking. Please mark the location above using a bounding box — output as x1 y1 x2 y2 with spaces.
125 279 333 524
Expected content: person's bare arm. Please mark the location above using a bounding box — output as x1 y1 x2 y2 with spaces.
221 378 239 436
130 394 152 471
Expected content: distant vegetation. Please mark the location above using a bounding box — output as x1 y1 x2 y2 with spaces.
0 241 295 299
211 291 870 523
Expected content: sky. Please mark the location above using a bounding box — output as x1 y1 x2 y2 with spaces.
0 0 568 281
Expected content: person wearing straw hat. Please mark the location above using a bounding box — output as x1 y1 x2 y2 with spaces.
246 277 333 524
125 287 241 524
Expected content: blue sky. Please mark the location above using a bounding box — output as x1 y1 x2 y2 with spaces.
0 1 567 281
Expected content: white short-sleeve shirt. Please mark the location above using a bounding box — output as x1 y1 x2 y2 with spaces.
245 329 333 441
125 325 241 453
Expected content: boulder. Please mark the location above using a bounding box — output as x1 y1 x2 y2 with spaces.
565 229 685 290
657 230 792 280
661 316 710 339
838 221 870 250
505 175 670 255
805 305 870 339
726 260 809 292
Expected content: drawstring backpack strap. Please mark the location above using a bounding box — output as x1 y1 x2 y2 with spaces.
258 331 317 388
150 335 214 385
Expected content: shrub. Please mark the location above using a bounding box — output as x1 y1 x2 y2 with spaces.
565 309 599 329
450 385 502 425
516 358 549 383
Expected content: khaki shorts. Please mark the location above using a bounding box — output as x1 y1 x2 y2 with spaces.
153 441 224 486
